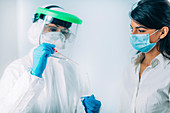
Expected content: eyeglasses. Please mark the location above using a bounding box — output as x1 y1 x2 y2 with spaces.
44 24 71 39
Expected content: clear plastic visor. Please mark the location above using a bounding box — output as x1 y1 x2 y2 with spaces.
38 16 79 61
39 15 78 44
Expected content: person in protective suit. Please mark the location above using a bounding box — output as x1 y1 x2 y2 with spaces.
0 4 101 113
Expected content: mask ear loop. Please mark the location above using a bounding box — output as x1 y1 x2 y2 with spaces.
149 30 160 43
150 30 159 36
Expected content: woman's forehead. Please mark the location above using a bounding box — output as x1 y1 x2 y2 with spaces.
131 18 140 26
130 18 146 28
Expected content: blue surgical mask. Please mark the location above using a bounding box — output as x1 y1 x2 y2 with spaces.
130 30 159 53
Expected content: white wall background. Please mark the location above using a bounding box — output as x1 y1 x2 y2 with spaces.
0 0 137 112
0 0 18 76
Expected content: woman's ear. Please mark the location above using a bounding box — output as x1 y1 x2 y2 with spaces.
160 26 169 39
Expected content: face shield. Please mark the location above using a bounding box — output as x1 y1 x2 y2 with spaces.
35 7 82 60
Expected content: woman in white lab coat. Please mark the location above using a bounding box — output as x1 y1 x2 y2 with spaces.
117 0 170 113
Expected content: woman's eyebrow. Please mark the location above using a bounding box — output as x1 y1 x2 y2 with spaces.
130 24 148 29
135 26 148 29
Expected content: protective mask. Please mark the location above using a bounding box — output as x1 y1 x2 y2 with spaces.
41 32 66 50
130 30 159 53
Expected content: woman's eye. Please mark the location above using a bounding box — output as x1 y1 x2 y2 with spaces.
61 30 66 34
50 28 57 31
139 30 146 32
61 29 69 34
130 28 133 32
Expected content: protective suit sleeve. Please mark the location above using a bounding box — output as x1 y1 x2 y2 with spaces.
0 61 44 113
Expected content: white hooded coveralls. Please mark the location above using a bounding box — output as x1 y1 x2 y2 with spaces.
0 6 90 112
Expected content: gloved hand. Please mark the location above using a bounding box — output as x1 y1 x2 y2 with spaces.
82 94 101 113
31 43 55 78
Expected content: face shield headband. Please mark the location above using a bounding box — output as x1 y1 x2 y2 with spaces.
34 7 82 25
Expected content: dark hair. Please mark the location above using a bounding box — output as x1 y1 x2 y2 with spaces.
33 5 72 29
130 0 170 59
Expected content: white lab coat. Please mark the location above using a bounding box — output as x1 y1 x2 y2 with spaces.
117 53 170 113
0 47 90 113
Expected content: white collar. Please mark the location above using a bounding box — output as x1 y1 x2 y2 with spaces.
131 52 170 69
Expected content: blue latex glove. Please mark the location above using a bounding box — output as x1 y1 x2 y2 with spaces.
31 43 55 78
82 94 101 113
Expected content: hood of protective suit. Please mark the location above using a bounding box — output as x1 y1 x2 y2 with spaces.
27 19 43 45
27 5 70 45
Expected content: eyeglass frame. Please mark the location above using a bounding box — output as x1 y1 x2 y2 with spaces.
43 24 71 39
